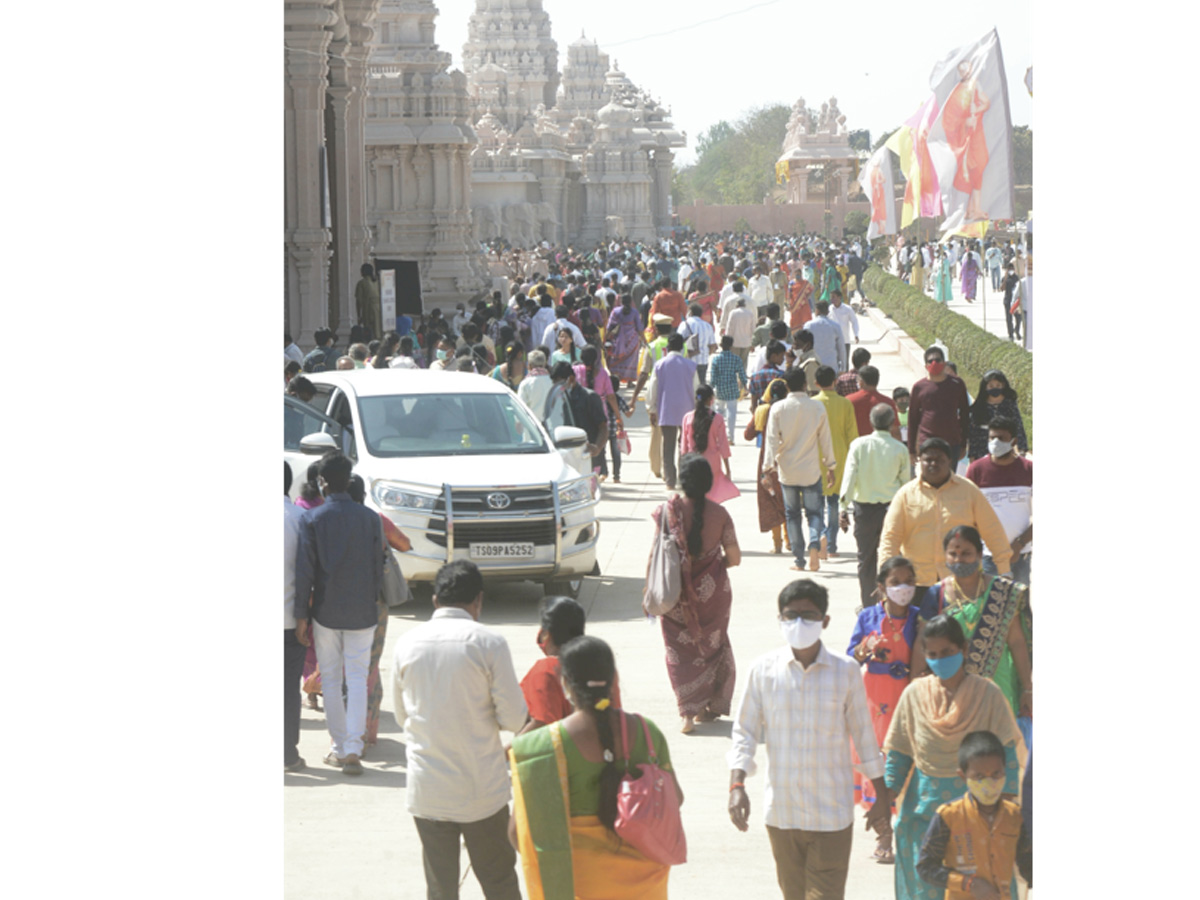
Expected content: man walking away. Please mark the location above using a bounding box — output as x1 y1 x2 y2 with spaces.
392 561 526 900
646 333 700 490
839 404 910 605
763 367 836 572
294 451 383 777
708 335 748 444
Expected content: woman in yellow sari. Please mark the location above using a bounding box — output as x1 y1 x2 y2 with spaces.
509 636 683 900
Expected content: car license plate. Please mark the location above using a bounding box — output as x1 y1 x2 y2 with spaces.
469 542 535 560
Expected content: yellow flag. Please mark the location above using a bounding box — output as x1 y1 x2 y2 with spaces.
775 160 790 185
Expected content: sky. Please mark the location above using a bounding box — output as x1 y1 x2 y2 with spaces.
433 0 1033 166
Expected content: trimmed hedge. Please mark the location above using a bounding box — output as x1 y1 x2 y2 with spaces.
863 265 1033 449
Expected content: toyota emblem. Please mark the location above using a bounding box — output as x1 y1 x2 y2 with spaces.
486 492 512 510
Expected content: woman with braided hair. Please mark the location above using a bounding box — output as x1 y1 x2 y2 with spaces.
680 384 740 504
654 453 741 734
508 635 681 900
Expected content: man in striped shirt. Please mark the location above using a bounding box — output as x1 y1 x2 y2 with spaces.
728 579 892 900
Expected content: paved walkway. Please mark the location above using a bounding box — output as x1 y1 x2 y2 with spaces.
884 263 1026 347
284 311 939 899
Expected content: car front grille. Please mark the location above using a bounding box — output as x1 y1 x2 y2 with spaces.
427 519 558 549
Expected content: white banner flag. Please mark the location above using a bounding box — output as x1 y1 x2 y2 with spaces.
859 146 899 241
925 28 1014 233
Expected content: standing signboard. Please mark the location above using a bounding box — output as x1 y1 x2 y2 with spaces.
380 268 396 334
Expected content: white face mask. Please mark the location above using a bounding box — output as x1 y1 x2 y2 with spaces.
885 584 916 606
780 617 824 650
988 437 1014 457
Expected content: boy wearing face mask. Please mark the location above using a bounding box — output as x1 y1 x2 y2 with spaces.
916 730 1032 899
965 416 1033 587
728 579 892 900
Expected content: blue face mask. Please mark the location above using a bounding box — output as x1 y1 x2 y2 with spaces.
926 652 963 680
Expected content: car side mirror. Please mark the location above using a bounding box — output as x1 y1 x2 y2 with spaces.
300 432 339 454
553 426 588 449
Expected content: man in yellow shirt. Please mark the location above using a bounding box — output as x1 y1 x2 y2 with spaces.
877 438 1012 600
813 366 858 559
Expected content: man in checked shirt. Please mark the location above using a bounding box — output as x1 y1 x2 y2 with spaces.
728 579 892 899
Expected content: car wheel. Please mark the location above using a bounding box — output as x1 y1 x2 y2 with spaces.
544 576 583 599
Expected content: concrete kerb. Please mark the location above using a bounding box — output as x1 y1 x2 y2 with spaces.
859 302 929 373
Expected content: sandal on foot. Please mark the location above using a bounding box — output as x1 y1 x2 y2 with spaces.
873 846 895 865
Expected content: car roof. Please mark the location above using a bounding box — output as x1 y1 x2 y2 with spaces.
305 368 513 398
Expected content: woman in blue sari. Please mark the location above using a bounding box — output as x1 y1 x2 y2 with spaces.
883 614 1026 900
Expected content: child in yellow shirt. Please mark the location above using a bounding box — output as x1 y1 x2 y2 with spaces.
917 730 1031 899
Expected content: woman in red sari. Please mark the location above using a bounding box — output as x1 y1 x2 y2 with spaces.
653 454 742 733
847 555 919 864
787 273 814 330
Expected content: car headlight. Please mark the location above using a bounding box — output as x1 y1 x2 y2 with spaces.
558 479 593 506
373 481 439 511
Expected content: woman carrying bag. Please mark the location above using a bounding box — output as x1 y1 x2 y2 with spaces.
652 454 742 733
508 636 684 900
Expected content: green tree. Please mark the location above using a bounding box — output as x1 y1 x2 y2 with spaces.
843 210 869 236
849 129 871 153
873 127 898 151
675 104 791 206
1012 125 1032 185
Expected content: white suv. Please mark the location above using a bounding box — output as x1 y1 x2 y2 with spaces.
284 369 600 598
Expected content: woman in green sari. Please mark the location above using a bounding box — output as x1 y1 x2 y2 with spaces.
508 636 682 900
934 248 954 303
914 526 1033 723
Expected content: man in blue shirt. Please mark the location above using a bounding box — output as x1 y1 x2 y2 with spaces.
707 335 748 444
295 452 383 776
802 301 845 372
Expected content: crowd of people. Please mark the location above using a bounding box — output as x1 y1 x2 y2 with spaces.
894 233 1030 343
285 230 1033 900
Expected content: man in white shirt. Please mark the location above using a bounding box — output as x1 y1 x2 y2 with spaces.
827 292 859 373
451 303 471 336
392 561 526 900
723 296 755 367
284 333 304 366
517 349 553 420
284 463 307 773
764 367 836 572
719 281 749 334
677 256 694 292
748 265 774 315
677 302 717 383
728 579 891 900
540 307 587 351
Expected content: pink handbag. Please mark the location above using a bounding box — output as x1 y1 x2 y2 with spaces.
614 713 687 866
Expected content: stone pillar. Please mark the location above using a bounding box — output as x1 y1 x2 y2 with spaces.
285 1 337 346
326 39 354 332
540 173 564 244
798 168 808 204
345 21 375 296
652 148 673 232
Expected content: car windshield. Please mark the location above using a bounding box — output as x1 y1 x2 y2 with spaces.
356 392 550 457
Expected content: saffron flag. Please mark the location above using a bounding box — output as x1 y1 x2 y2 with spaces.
885 94 943 228
925 28 1015 234
859 146 898 240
